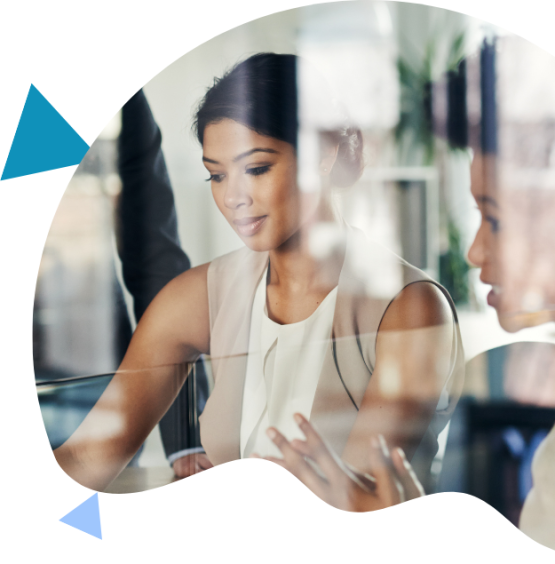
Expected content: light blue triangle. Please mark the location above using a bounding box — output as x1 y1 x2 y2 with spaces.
1 84 89 181
60 493 102 539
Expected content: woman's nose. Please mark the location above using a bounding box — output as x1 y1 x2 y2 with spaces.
224 174 252 209
467 224 488 268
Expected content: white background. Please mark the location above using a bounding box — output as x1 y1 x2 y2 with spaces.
1 1 555 562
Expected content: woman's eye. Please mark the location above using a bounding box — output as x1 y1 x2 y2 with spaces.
246 165 270 177
206 174 224 183
485 215 500 233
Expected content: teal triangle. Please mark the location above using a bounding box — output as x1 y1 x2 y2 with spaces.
1 84 89 181
60 493 102 539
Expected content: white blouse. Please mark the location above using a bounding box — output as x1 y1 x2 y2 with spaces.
519 423 555 549
240 270 338 459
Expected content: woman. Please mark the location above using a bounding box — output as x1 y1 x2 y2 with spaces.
53 53 463 492
268 151 555 549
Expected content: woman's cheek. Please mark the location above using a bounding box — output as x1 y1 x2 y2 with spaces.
212 188 228 217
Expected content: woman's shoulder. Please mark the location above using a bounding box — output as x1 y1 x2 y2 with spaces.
379 281 452 333
168 246 251 288
131 263 212 359
343 227 454 332
144 263 211 335
207 245 264 277
206 246 268 314
167 262 210 295
160 245 266 308
343 226 431 289
165 245 253 293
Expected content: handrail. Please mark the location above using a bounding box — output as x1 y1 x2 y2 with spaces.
36 372 116 388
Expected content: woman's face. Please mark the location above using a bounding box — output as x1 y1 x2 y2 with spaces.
467 153 502 316
202 119 316 253
467 153 555 332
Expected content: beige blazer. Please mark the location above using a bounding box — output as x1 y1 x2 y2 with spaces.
199 228 464 486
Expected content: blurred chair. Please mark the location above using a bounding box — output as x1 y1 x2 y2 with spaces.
437 342 555 525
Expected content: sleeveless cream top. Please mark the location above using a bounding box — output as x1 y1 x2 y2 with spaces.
200 226 465 491
240 269 338 458
519 424 555 549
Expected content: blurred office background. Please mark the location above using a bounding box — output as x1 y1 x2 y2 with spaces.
34 1 555 516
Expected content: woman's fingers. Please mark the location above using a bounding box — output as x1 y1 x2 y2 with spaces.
367 435 402 508
262 455 288 468
172 453 200 478
253 452 303 472
266 427 310 475
266 427 329 499
251 452 289 469
293 413 346 484
289 438 313 458
262 421 419 511
391 447 425 500
197 453 214 471
342 464 376 493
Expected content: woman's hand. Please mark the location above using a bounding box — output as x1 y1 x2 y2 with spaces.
255 413 424 512
172 452 213 479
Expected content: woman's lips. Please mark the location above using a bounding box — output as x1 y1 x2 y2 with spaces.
486 284 502 309
233 215 267 237
487 289 498 308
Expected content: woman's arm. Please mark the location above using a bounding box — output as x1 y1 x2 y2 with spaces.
341 281 455 473
54 263 211 491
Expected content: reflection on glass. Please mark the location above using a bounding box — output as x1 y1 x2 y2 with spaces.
38 363 203 493
32 1 555 552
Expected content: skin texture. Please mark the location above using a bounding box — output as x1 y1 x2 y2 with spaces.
54 118 454 492
203 119 304 255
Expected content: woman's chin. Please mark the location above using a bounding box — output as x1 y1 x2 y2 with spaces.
238 227 298 253
497 310 554 333
239 234 275 253
498 314 528 333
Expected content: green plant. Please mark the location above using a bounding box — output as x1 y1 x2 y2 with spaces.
439 219 469 305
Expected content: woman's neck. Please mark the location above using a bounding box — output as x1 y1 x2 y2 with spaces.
264 193 345 324
268 217 345 296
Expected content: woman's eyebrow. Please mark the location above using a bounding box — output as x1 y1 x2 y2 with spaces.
202 148 279 165
476 194 499 208
233 148 279 162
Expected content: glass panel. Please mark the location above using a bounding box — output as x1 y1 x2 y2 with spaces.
32 4 555 550
38 363 204 493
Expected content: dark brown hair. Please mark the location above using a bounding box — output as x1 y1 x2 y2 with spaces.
193 53 364 188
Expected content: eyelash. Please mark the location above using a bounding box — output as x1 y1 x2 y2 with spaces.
205 165 271 184
206 174 224 183
246 165 271 176
485 215 500 233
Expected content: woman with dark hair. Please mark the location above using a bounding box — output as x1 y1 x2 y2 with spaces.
54 53 463 495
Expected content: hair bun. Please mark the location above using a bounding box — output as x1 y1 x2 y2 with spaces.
330 127 365 188
193 52 365 188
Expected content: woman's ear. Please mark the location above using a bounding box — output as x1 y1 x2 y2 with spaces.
320 144 338 176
